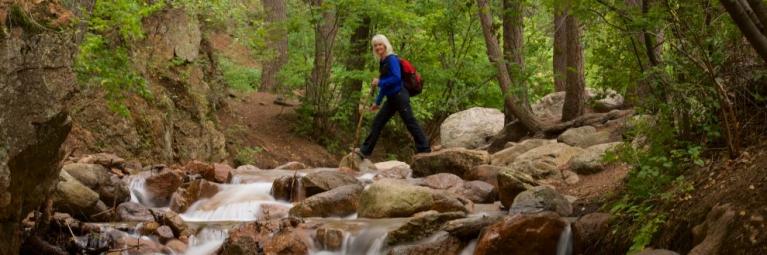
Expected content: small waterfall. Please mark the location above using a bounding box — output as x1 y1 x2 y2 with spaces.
556 223 573 255
186 227 228 255
460 239 478 255
181 182 292 222
128 172 151 205
291 175 306 202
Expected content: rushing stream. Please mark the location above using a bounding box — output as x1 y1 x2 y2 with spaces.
123 167 573 255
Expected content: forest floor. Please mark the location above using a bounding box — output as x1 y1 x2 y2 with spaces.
217 91 338 169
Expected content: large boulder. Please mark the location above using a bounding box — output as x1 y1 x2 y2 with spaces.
374 161 412 180
411 148 489 177
385 211 465 246
1 14 75 251
358 179 469 218
510 186 572 216
144 167 184 206
272 175 303 202
301 171 360 197
573 213 611 254
443 214 505 239
490 139 555 167
213 163 234 183
569 142 622 175
465 165 502 188
52 171 112 221
557 126 613 148
497 169 538 208
387 231 464 255
507 143 584 179
593 90 624 112
531 90 595 120
474 212 568 255
440 107 504 149
421 173 464 191
169 179 220 213
63 163 130 204
459 181 497 203
289 184 362 218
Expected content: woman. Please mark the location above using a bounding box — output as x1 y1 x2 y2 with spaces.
358 34 431 158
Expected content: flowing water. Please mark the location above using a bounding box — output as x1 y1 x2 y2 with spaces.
123 168 575 255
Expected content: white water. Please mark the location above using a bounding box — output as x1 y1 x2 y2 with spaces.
181 182 292 222
556 223 573 255
128 171 151 205
461 239 478 255
186 227 228 255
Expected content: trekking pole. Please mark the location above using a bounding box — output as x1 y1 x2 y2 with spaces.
352 84 376 150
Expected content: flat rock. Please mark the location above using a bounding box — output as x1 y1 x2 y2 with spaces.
289 184 362 218
411 148 489 177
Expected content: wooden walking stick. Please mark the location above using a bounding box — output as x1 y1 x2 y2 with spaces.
352 85 376 150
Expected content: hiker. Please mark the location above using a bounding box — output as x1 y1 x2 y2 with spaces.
357 34 431 158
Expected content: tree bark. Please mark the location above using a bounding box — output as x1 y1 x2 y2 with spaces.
477 0 543 132
260 0 289 92
721 0 767 63
561 14 586 122
747 0 767 34
342 16 371 123
502 0 528 104
553 6 568 92
307 0 340 129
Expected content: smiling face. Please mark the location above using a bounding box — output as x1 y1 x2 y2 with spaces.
373 42 387 58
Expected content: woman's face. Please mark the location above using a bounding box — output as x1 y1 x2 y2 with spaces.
374 42 386 57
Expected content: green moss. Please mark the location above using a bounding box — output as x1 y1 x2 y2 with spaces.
8 4 48 33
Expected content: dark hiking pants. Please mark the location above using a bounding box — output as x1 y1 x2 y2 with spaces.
360 89 430 156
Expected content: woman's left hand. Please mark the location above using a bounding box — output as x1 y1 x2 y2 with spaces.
372 78 379 86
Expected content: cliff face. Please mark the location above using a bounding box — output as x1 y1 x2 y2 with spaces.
0 1 75 253
64 8 228 163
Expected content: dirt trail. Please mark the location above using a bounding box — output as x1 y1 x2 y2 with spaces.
217 92 338 168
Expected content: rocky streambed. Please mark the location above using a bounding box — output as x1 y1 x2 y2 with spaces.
28 105 641 255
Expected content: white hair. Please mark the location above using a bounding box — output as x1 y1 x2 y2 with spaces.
371 34 395 61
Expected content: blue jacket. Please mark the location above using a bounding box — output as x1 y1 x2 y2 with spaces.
375 54 403 105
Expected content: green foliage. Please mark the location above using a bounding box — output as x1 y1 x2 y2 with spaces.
75 0 164 116
234 146 263 166
219 57 261 92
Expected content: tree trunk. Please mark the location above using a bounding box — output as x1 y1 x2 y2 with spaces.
342 16 371 124
307 0 340 129
553 6 568 92
721 0 767 63
477 0 543 132
561 14 585 122
502 0 528 123
260 0 288 92
503 0 528 103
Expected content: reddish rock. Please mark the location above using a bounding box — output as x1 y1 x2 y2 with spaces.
164 239 188 253
301 171 360 197
220 218 309 255
465 165 502 188
169 179 220 213
459 180 497 203
156 225 175 243
474 212 567 255
144 167 183 206
183 160 215 180
421 173 464 191
411 148 490 177
573 213 611 254
386 231 464 255
316 227 345 251
213 163 234 183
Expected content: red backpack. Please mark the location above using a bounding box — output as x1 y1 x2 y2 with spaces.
399 58 423 96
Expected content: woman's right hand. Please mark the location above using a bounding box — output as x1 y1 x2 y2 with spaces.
372 78 379 88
